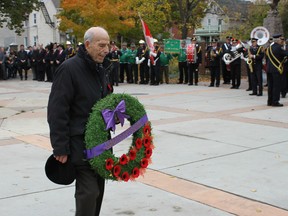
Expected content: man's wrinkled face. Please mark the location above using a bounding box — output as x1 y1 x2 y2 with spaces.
86 38 110 63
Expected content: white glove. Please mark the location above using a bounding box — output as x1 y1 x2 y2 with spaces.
136 57 139 64
139 57 145 64
150 51 157 57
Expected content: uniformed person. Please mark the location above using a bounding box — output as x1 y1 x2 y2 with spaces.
127 43 138 83
119 42 129 83
248 38 264 96
150 39 161 85
65 41 75 59
187 37 202 86
221 36 232 84
206 39 221 87
107 41 122 86
174 40 187 84
136 40 149 84
17 44 29 80
230 38 242 89
266 34 288 106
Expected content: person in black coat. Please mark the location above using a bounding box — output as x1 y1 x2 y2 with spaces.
136 40 150 84
248 38 264 96
47 27 113 216
37 44 46 81
54 44 66 74
206 39 221 87
266 34 288 106
17 44 29 80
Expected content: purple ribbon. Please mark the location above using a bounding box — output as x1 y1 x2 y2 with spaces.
85 114 148 159
101 100 130 132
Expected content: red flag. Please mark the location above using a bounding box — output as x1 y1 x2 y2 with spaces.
140 19 155 65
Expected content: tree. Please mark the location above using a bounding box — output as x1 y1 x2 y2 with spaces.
279 0 288 37
169 0 207 39
59 0 171 43
0 0 40 35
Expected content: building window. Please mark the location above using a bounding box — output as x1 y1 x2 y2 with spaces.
218 19 222 25
24 37 28 47
33 14 37 24
33 36 37 46
24 20 29 27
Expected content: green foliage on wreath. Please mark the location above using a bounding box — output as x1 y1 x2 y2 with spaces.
85 93 153 181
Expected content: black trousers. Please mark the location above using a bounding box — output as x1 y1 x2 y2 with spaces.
150 64 160 84
139 62 149 84
210 66 220 86
178 61 188 83
188 63 199 84
75 164 105 216
251 66 263 94
221 60 230 83
128 63 138 83
119 63 128 82
267 72 281 105
230 63 241 87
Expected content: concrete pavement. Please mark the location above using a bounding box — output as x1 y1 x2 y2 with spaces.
0 78 288 216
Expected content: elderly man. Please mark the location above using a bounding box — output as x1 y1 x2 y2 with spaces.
48 27 113 216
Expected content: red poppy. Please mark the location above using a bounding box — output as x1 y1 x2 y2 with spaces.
143 124 151 135
141 158 149 168
129 149 137 161
105 158 114 170
119 154 128 165
143 136 151 148
122 172 130 182
135 138 142 149
113 165 121 177
145 148 153 158
132 167 140 178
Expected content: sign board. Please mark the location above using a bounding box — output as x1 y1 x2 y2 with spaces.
163 39 181 54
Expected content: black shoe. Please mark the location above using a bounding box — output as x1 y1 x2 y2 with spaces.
235 86 239 89
257 93 263 96
208 85 214 87
264 84 268 87
184 82 188 84
188 83 193 86
195 83 198 86
246 88 252 91
272 103 283 107
230 86 236 89
216 85 219 87
267 102 272 106
249 93 257 96
177 82 183 84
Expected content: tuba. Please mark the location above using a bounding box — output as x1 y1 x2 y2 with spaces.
223 42 244 65
250 26 270 46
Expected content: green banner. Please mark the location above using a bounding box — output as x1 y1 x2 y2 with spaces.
164 39 180 54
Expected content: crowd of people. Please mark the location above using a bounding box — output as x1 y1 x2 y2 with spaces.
0 33 287 106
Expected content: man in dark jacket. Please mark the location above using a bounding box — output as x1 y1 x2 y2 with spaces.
266 34 288 106
47 26 112 216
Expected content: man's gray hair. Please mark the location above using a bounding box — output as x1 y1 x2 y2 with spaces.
83 27 108 43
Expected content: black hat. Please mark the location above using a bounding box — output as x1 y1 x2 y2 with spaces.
45 155 76 185
226 36 232 40
192 37 197 41
211 38 218 43
273 34 282 39
251 38 258 42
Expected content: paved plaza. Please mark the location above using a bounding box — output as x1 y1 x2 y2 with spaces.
0 78 288 216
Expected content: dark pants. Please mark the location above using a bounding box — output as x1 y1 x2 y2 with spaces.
160 66 169 84
280 66 288 96
111 61 119 86
267 72 281 105
188 63 199 84
230 63 241 87
178 61 188 83
139 62 149 84
128 63 138 83
210 66 220 86
18 64 28 80
45 63 53 82
119 63 128 83
221 60 231 83
150 64 160 84
75 164 105 216
251 66 263 95
246 64 252 90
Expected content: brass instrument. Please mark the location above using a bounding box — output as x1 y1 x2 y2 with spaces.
247 48 253 73
210 48 215 61
223 42 243 65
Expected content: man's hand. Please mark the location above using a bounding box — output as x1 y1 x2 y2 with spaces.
55 155 68 163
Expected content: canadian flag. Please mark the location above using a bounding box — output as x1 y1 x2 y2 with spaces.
140 19 155 65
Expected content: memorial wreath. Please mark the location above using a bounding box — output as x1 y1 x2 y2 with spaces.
84 93 154 181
